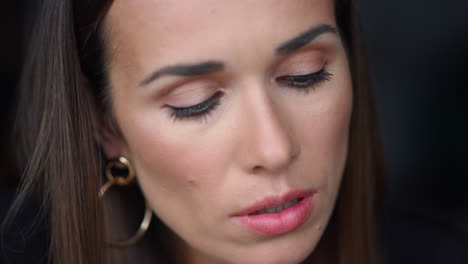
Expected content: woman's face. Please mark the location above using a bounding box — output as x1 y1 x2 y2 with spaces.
102 0 352 263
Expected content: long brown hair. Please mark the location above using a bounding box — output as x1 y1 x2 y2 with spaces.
4 0 384 263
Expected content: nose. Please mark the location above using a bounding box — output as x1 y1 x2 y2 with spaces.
238 85 300 174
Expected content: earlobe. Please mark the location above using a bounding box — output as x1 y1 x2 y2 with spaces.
94 121 128 160
99 132 123 159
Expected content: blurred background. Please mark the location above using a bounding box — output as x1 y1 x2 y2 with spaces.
356 0 468 263
1 0 467 263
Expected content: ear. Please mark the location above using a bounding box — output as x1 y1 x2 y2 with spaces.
94 118 129 160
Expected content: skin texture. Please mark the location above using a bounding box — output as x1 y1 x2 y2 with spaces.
101 0 353 263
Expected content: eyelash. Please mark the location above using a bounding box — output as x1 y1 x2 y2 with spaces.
167 68 333 121
276 68 333 93
168 91 223 121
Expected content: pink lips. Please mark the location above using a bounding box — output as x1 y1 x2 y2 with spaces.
232 190 316 236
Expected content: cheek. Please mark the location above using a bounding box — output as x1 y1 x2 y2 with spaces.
133 137 200 188
118 123 215 237
125 125 219 191
297 66 353 199
306 91 352 167
115 111 236 212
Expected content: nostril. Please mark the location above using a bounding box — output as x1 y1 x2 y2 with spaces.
252 165 262 174
291 146 301 160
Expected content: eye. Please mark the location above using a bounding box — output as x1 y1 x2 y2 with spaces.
276 68 333 92
166 91 223 121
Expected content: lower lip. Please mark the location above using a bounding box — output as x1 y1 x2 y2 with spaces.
234 195 315 236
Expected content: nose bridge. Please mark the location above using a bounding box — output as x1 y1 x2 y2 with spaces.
240 81 299 173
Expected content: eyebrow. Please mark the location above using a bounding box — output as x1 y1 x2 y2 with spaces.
140 61 224 86
276 24 337 55
140 24 337 87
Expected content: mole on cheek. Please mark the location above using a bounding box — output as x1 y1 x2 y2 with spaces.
186 177 199 188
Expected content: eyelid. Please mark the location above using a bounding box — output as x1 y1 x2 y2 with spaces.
162 79 222 107
166 90 222 109
166 91 224 120
277 68 332 84
148 73 225 104
273 49 327 78
275 67 333 94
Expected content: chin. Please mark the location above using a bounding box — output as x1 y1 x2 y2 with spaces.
218 235 319 264
226 249 313 264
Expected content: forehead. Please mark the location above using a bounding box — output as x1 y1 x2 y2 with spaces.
104 0 335 72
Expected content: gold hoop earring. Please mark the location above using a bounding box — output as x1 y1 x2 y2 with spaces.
99 156 153 247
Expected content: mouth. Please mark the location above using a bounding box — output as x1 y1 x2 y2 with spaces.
248 198 303 215
233 189 314 217
232 189 316 236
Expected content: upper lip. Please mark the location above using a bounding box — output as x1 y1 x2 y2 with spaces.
232 189 316 216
